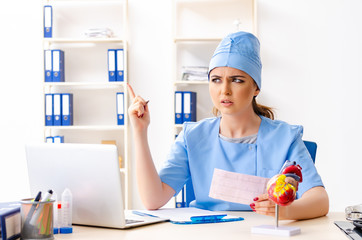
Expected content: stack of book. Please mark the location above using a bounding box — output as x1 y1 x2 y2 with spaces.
84 28 114 38
181 66 209 81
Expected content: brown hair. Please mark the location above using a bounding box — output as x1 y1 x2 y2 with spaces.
212 97 274 120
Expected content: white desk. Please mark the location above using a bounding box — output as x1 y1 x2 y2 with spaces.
55 212 347 240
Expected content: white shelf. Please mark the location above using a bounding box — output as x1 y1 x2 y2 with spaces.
43 0 131 210
45 0 123 3
174 81 209 85
43 38 124 44
45 125 125 131
44 82 125 88
174 37 222 42
175 0 244 3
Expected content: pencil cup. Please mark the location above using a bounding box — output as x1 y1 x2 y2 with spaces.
20 198 55 240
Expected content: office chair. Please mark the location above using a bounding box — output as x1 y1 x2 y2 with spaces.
175 140 317 208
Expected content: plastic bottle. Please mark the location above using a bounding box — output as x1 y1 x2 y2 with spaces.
60 188 73 234
52 191 59 234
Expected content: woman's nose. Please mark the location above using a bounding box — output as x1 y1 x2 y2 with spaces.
221 82 231 95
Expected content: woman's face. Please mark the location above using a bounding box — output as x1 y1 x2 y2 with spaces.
209 67 260 117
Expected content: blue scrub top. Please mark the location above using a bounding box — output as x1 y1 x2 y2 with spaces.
159 116 324 211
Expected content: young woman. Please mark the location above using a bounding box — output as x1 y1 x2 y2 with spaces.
128 31 329 220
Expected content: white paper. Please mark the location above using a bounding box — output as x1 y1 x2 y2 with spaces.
209 168 270 205
135 207 237 222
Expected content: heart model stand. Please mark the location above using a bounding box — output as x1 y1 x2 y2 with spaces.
251 161 303 237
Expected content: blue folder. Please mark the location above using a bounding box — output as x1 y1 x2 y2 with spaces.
61 93 73 126
53 136 64 143
45 94 53 126
175 91 183 124
46 136 54 143
44 50 52 82
182 91 196 122
116 49 124 82
52 50 65 82
53 93 62 126
116 92 124 125
108 49 117 82
43 5 52 38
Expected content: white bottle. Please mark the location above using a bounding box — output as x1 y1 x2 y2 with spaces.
60 188 73 234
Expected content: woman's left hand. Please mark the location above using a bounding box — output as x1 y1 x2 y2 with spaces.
250 193 275 216
250 193 288 218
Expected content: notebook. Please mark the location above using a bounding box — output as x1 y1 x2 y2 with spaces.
25 143 168 229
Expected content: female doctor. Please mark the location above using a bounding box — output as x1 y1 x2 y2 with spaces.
128 31 329 220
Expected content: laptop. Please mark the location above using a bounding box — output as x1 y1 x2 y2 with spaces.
25 143 168 229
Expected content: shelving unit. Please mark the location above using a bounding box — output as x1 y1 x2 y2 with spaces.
172 0 258 126
172 0 258 207
42 0 131 209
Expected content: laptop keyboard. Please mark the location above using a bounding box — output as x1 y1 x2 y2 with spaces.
126 219 144 225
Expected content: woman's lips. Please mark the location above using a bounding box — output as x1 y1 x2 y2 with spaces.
221 99 233 106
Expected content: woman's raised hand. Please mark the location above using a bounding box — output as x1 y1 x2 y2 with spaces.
127 83 150 131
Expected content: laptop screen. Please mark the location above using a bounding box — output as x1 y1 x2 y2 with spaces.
25 143 127 228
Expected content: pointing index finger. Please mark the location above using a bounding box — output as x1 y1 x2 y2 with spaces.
127 83 136 100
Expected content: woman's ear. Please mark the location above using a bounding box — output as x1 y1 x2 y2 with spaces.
253 81 260 97
254 88 260 97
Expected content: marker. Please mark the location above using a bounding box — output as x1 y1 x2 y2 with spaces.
29 189 53 226
190 214 227 223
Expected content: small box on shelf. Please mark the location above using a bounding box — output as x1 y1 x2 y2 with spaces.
101 140 123 168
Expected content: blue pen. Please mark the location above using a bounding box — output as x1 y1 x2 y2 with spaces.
190 214 227 222
24 191 42 223
22 191 42 235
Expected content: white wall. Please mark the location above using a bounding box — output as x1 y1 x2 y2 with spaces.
258 0 362 211
0 1 43 201
0 0 361 211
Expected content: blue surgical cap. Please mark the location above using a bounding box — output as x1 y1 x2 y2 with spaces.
208 31 262 89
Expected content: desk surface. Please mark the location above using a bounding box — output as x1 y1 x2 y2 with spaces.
55 212 346 240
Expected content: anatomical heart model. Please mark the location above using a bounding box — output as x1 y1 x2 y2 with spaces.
252 160 303 237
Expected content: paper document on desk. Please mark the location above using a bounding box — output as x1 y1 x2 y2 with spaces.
133 207 243 224
209 168 270 205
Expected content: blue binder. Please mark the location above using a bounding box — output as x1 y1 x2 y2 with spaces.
61 93 73 126
44 5 52 38
53 136 64 143
116 92 124 125
175 91 183 124
0 202 21 240
108 49 117 82
46 136 54 143
116 49 124 82
53 93 62 126
45 94 53 126
44 50 52 82
182 91 196 122
52 50 65 82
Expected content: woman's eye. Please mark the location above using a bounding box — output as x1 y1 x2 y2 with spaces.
211 78 221 83
233 79 244 83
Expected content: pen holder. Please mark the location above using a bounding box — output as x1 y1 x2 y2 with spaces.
20 198 55 240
